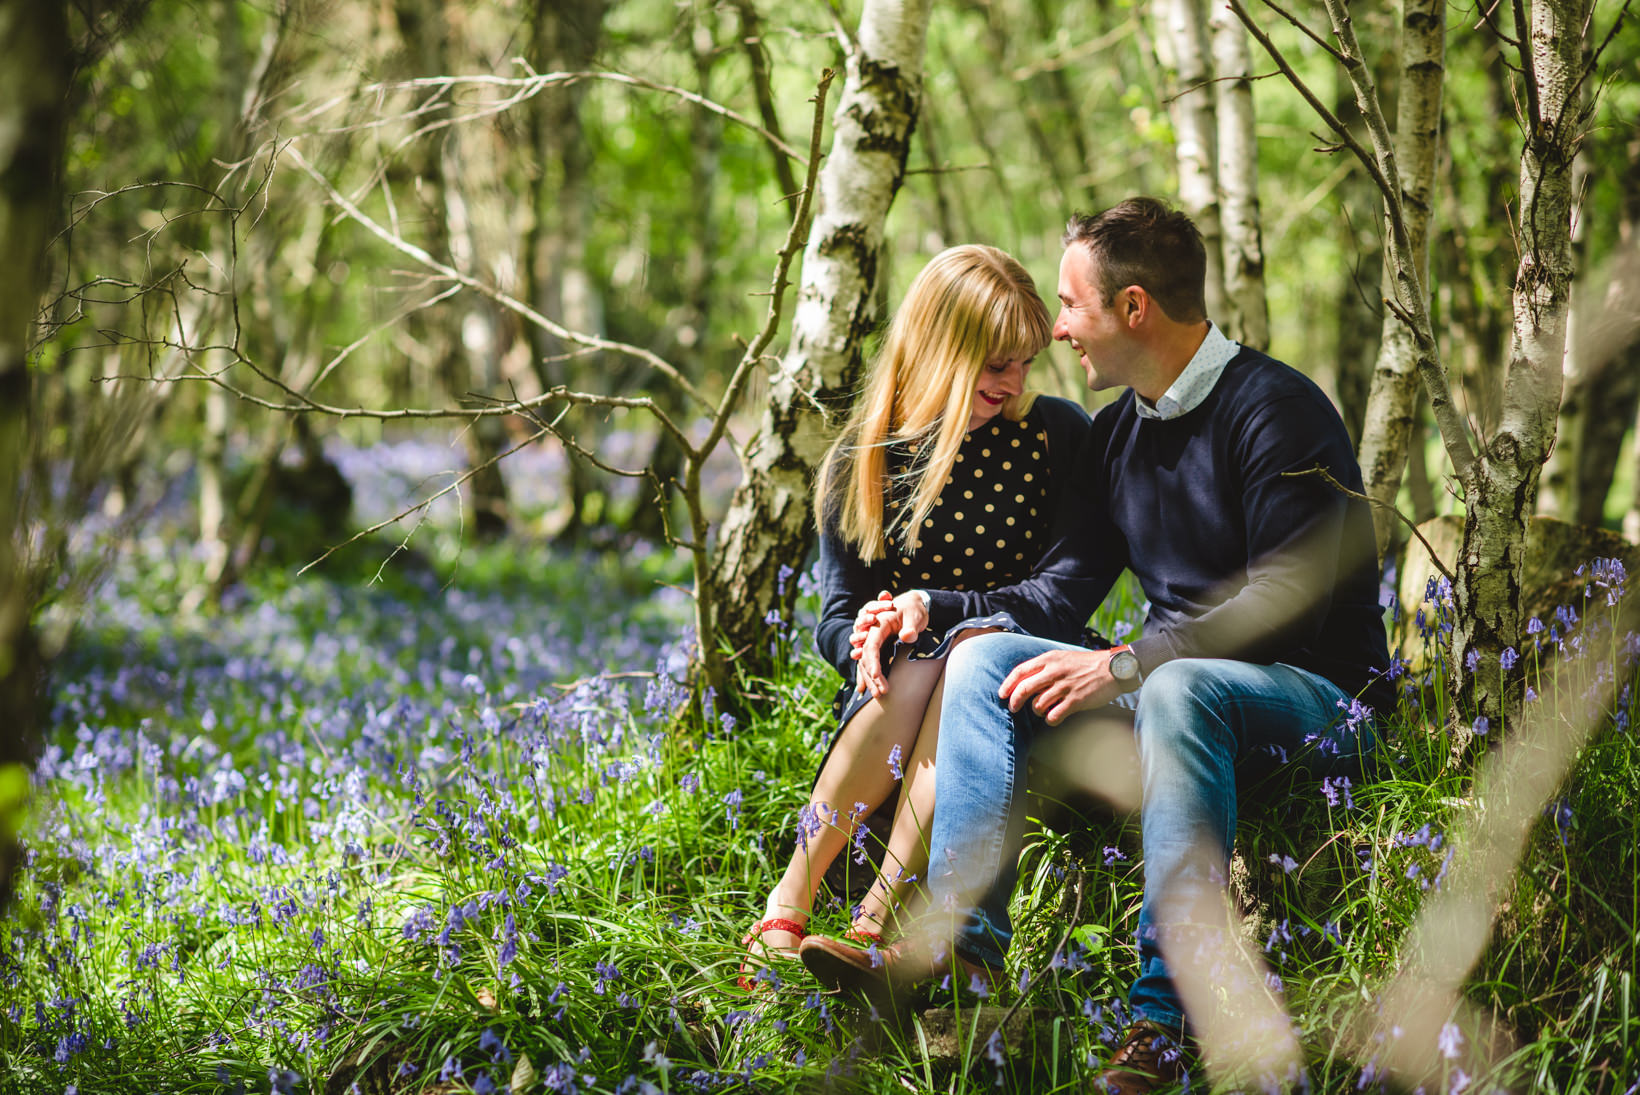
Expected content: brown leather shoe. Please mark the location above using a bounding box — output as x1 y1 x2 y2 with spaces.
798 933 1003 1003
1090 1021 1187 1094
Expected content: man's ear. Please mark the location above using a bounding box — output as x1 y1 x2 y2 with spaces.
1122 286 1148 328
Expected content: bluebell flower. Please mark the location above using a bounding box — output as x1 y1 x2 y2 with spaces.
887 744 903 781
1437 1021 1463 1059
1268 853 1298 874
1464 648 1480 672
984 1027 1006 1069
1103 846 1126 865
722 789 743 830
1526 616 1544 634
1320 776 1353 809
777 565 794 596
1472 715 1490 736
1500 647 1519 670
498 911 518 968
851 822 870 865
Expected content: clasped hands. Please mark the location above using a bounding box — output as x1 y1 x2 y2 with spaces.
848 590 1125 723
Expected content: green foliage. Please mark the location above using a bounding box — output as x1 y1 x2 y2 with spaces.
4 540 1637 1093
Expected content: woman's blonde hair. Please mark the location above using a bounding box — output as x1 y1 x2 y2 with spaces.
816 244 1053 561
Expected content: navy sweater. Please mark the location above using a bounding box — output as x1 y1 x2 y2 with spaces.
925 348 1394 713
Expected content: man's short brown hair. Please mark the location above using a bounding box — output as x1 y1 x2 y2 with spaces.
1062 197 1207 323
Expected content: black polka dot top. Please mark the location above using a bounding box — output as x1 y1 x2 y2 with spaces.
882 408 1053 593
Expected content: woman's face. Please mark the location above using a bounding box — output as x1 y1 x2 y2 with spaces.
967 356 1031 431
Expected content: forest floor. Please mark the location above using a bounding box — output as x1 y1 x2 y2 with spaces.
2 447 1638 1094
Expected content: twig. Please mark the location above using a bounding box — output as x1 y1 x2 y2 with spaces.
277 68 807 169
283 141 713 413
297 427 550 575
729 0 799 200
1282 465 1455 582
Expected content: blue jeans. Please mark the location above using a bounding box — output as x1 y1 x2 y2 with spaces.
927 632 1376 1032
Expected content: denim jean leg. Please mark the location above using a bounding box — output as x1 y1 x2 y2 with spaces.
1127 659 1364 1031
926 632 1083 967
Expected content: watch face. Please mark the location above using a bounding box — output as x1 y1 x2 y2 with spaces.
1111 650 1138 680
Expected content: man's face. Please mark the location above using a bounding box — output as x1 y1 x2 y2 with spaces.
1054 244 1134 392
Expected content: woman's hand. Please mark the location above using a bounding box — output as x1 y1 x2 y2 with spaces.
848 590 931 698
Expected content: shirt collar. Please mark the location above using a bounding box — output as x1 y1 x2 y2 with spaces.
1132 322 1239 421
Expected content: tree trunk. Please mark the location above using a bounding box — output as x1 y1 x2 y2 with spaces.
1208 2 1267 349
1546 131 1640 525
527 0 607 541
1156 0 1226 321
1353 0 1445 559
707 0 932 675
0 0 70 911
1452 30 1515 442
1332 59 1385 444
1449 0 1587 726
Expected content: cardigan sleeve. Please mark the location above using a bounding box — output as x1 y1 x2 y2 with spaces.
813 483 895 681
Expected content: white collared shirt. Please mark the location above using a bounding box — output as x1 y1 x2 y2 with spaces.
1132 322 1240 421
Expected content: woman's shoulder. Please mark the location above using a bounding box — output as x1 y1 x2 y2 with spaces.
1026 393 1093 436
1029 393 1092 423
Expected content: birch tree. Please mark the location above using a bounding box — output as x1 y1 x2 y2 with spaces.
1539 133 1640 524
1233 0 1603 727
1209 0 1268 349
1156 0 1226 322
1350 0 1446 558
707 0 933 672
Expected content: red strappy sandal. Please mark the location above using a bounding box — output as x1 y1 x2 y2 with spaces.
737 917 807 991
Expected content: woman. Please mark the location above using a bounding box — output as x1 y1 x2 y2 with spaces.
738 244 1091 988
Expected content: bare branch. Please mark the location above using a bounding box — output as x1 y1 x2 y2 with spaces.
1513 0 1540 125
277 68 808 171
695 68 837 466
729 0 800 200
299 426 552 576
282 142 713 413
1282 465 1455 582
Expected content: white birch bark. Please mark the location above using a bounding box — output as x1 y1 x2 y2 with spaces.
1354 0 1446 557
1158 0 1226 321
709 0 932 668
1449 0 1588 724
1209 2 1267 349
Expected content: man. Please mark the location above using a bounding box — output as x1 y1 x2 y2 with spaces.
800 198 1392 1092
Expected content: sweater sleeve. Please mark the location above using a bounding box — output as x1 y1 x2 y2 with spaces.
923 398 1119 643
813 500 895 681
1126 391 1365 675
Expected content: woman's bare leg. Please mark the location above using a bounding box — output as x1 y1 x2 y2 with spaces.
749 654 945 957
850 665 943 936
849 627 1002 937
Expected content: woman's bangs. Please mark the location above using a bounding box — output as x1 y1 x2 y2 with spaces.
989 291 1052 362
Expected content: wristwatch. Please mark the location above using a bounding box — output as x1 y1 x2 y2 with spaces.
1108 645 1142 692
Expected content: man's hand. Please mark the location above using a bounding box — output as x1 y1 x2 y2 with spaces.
848 590 930 698
998 648 1124 725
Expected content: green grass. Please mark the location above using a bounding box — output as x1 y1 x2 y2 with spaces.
2 541 1636 1094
